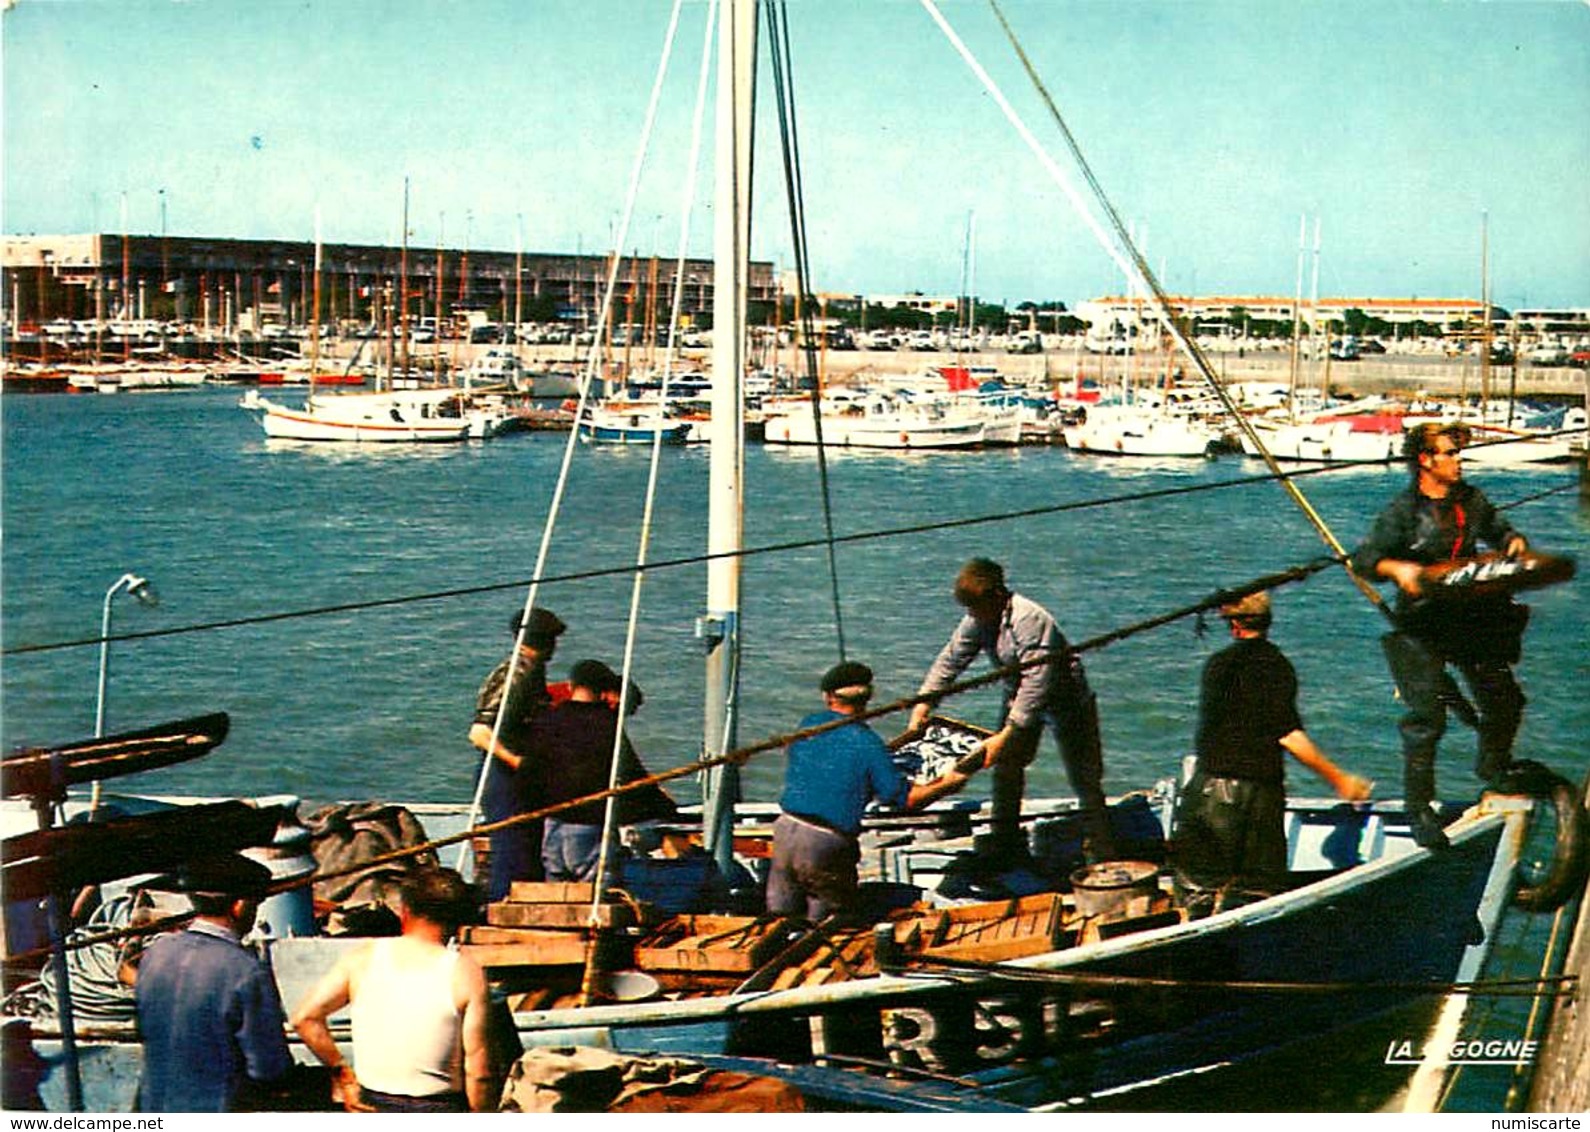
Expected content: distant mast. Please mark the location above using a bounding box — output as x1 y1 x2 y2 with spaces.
702 0 755 871
310 208 322 398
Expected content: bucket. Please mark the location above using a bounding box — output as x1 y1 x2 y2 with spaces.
1069 860 1159 918
242 797 319 939
594 970 661 1004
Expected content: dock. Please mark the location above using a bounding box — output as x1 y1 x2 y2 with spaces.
1526 781 1590 1112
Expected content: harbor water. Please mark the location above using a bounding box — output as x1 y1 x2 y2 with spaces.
3 386 1587 1110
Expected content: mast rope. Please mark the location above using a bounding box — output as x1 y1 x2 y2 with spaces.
458 0 692 864
18 551 1342 966
583 0 718 990
765 0 850 660
930 0 1383 618
3 459 1573 659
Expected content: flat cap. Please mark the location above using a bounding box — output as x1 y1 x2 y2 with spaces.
568 658 621 693
1220 590 1271 620
821 661 874 698
155 854 273 900
512 607 567 645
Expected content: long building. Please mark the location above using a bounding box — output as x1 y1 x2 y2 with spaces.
0 233 776 332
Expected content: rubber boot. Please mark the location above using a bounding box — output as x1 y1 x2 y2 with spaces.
1405 751 1450 851
986 762 1030 864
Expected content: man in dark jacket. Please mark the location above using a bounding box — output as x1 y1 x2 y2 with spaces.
469 606 566 897
1172 592 1372 918
528 659 676 881
1351 422 1529 849
136 855 292 1111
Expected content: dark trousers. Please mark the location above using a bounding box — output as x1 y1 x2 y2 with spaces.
766 813 860 921
361 1086 469 1113
990 688 1110 855
1382 630 1526 805
1172 769 1286 918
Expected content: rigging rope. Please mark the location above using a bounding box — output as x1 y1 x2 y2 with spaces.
584 0 719 996
4 454 1573 659
16 550 1341 967
765 0 849 660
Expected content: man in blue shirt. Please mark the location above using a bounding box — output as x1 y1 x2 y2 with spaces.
769 661 970 922
135 855 293 1111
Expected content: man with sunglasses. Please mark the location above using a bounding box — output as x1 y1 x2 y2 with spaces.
1351 422 1529 849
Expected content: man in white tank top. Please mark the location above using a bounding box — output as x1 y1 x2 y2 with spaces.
292 868 491 1112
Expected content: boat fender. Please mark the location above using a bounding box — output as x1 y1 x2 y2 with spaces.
1500 760 1590 913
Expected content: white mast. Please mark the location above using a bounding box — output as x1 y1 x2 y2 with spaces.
701 0 754 870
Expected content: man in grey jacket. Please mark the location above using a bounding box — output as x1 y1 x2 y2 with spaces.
909 558 1112 862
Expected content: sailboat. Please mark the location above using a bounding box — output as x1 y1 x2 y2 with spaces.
243 215 472 444
6 1 1585 1116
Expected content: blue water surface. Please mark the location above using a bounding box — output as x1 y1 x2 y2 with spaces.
3 386 1586 1111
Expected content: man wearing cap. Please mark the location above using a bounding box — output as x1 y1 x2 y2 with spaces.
1351 422 1530 850
528 659 677 882
908 557 1111 861
1172 590 1373 918
470 606 566 898
135 854 293 1111
770 661 971 922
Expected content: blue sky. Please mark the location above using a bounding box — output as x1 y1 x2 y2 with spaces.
4 0 1587 309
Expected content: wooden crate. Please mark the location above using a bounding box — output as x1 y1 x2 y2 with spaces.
634 915 791 973
486 901 634 930
457 925 591 968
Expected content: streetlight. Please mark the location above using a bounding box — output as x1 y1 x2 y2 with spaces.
93 573 158 795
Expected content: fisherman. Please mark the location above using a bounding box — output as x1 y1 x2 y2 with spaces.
771 661 972 922
1351 422 1530 850
469 606 566 898
291 867 490 1113
531 659 677 881
135 854 292 1112
909 557 1113 861
1172 591 1374 918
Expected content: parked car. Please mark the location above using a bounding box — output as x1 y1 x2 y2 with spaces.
1528 343 1569 366
1569 349 1590 369
1329 338 1361 361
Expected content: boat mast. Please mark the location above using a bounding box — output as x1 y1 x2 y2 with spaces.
1480 210 1491 415
701 0 755 870
310 209 322 399
400 177 411 389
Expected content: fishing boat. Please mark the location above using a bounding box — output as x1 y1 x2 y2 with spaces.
5 1 1586 1117
576 403 694 445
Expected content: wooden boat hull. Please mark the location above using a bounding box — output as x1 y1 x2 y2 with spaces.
13 795 1535 1112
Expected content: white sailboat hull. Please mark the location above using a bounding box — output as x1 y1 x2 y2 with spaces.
762 409 988 449
253 391 471 443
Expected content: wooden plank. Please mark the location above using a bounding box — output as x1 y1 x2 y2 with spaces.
458 923 593 966
505 881 594 904
486 901 633 930
920 933 1058 964
459 926 591 946
2 800 286 901
2 712 230 798
633 915 789 973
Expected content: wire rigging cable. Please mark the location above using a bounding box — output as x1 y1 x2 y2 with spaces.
931 0 1381 614
4 471 1574 659
586 0 720 955
459 0 695 859
765 0 849 660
